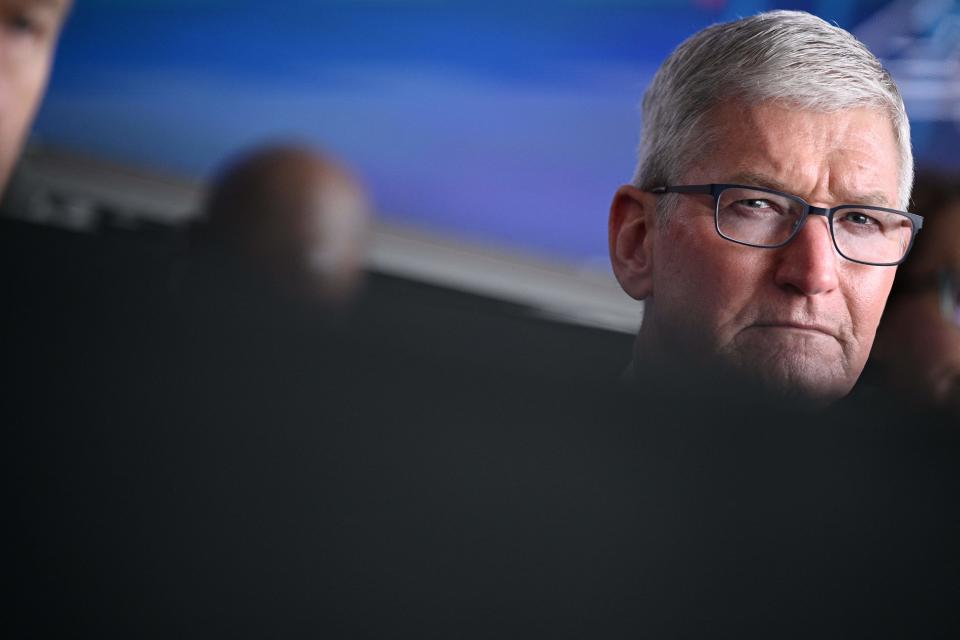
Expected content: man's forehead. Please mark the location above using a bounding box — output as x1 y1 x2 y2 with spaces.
693 101 901 208
725 171 892 208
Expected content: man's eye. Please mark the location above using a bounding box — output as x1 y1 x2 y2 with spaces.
740 199 773 209
840 211 877 226
730 198 786 216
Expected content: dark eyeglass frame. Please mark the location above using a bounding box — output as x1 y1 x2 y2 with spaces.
650 183 925 267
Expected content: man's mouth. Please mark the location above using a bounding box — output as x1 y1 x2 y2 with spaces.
750 322 837 338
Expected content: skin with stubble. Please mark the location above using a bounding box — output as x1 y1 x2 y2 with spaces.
610 101 901 404
0 0 71 194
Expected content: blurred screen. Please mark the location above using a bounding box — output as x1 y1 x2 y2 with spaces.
32 0 960 268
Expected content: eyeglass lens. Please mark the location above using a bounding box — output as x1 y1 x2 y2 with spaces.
715 187 914 264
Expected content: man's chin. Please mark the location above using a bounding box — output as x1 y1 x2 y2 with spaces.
753 371 852 409
726 354 856 409
722 332 857 407
638 351 853 411
635 328 858 409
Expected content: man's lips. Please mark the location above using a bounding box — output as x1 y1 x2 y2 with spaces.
749 322 838 338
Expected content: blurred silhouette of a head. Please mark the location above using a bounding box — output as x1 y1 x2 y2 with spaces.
203 144 372 305
872 170 960 415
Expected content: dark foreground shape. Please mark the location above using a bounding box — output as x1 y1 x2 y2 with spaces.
4 220 959 638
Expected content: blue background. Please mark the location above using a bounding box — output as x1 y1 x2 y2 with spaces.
33 0 960 268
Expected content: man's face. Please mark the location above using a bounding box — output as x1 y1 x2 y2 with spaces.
0 0 69 194
642 101 901 402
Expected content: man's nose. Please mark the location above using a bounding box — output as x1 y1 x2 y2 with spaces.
773 215 840 296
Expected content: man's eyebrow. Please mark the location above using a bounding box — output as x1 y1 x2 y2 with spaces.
726 172 794 194
726 172 892 208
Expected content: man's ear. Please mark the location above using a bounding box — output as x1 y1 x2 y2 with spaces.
609 184 657 300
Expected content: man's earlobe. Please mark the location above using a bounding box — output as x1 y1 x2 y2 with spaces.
609 185 656 300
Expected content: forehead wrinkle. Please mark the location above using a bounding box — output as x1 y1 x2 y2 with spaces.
698 103 823 192
824 121 900 208
825 162 895 208
727 168 893 209
725 171 794 194
693 102 900 209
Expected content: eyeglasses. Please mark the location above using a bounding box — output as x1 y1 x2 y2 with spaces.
650 184 924 266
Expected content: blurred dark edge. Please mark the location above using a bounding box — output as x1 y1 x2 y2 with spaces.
3 216 960 638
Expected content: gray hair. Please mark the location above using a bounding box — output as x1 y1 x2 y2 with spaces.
634 10 913 212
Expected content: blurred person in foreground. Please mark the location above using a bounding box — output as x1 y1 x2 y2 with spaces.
0 0 71 196
869 171 960 416
146 144 377 430
608 10 922 408
198 143 372 308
